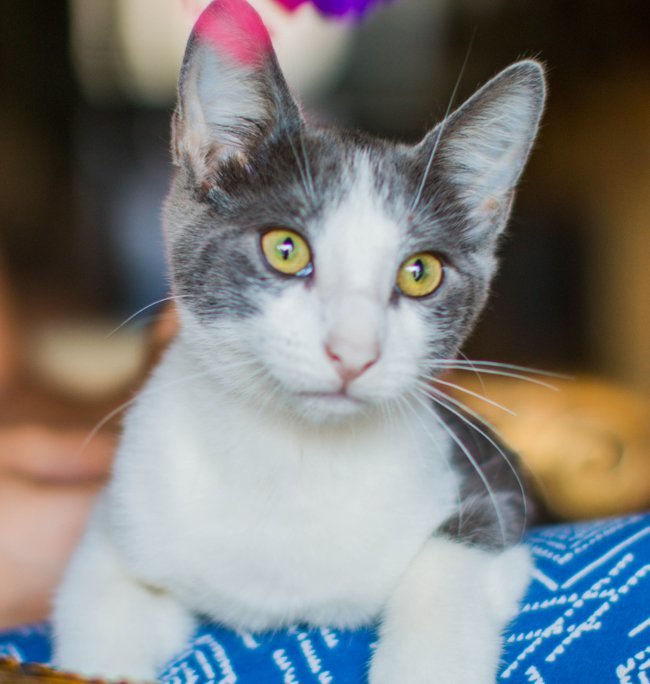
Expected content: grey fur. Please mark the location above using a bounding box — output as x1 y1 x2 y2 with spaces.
436 404 539 550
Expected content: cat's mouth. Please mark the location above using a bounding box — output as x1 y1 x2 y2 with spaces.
296 390 367 416
298 390 365 404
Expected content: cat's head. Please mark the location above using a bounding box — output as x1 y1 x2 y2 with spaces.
164 0 545 424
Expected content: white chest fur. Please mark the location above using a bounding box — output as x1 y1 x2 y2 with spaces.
105 341 458 631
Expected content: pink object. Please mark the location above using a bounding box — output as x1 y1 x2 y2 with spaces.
194 0 272 66
275 0 305 9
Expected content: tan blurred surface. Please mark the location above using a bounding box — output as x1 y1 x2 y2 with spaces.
449 373 650 520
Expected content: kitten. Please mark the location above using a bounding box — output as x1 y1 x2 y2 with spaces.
53 0 545 681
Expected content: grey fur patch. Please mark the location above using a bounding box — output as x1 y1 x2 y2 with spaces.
435 403 539 550
166 124 498 348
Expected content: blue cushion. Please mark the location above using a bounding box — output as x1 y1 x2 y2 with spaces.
2 513 648 682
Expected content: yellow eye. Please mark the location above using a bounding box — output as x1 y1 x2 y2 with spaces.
260 228 312 276
396 252 443 298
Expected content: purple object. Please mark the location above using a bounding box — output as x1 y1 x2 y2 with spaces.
275 0 391 19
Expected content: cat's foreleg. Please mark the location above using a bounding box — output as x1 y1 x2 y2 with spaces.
369 538 531 684
52 516 195 680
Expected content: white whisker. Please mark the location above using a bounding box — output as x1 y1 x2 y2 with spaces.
458 350 487 396
287 128 315 206
425 376 517 416
409 31 476 214
76 367 220 459
107 294 188 338
298 125 315 199
76 399 137 460
78 357 268 459
412 378 499 434
409 390 507 548
434 366 561 392
415 382 528 541
431 358 570 381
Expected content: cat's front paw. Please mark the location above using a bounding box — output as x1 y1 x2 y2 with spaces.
53 518 196 681
368 635 499 684
485 543 533 623
368 640 437 684
368 538 532 684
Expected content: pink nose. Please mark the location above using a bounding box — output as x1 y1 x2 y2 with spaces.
325 342 380 385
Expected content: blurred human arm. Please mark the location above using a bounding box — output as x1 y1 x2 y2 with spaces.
0 254 114 628
0 426 115 629
0 298 178 630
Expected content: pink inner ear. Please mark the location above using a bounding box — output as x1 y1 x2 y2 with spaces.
194 0 272 67
274 0 307 10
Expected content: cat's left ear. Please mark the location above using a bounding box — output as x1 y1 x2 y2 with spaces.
172 0 302 184
416 60 546 243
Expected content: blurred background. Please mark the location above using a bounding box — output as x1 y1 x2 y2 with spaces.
1 0 649 413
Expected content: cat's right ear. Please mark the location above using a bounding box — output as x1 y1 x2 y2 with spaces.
413 61 545 246
172 0 302 184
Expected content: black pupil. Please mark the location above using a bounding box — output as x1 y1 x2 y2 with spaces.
278 237 295 260
410 259 424 281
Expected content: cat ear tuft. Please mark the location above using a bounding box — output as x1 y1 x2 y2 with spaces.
419 60 546 242
172 0 301 183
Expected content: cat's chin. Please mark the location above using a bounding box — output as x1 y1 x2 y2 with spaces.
290 390 371 424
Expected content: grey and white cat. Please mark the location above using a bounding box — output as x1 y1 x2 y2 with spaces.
53 1 545 681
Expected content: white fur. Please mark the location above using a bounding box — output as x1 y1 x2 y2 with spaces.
53 155 532 681
53 507 196 680
54 336 460 677
369 540 532 684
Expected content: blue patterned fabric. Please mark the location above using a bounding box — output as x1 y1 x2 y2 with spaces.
1 514 648 683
